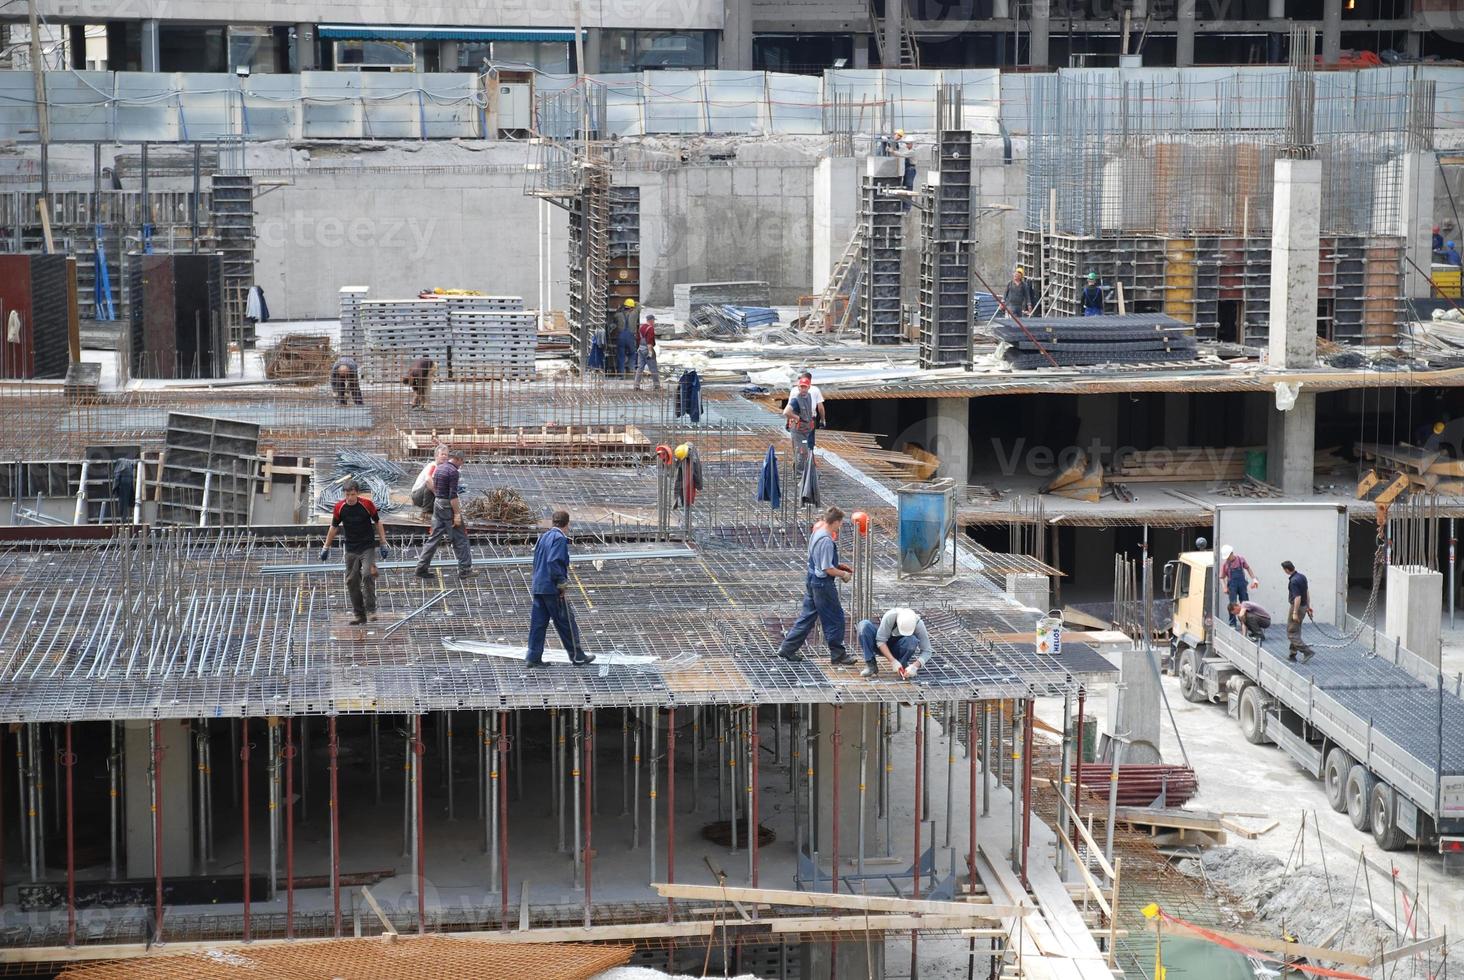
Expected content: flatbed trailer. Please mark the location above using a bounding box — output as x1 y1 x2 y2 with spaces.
1203 615 1464 851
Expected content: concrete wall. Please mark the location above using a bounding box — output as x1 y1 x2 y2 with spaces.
39 0 725 29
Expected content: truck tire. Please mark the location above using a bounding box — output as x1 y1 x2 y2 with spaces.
1346 766 1376 832
1178 647 1207 703
1370 782 1409 851
1323 747 1354 813
1238 684 1269 744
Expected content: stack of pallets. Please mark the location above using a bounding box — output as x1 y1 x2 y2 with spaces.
361 299 452 371
338 286 369 356
449 310 537 379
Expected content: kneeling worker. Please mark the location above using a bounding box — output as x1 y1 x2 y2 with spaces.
1227 600 1271 643
858 606 933 679
331 356 363 406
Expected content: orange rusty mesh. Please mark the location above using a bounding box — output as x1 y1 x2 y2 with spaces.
56 935 633 980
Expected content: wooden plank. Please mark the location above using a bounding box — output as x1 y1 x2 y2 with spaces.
767 915 1003 934
359 885 397 936
1376 935 1447 965
651 883 1027 919
1114 806 1226 833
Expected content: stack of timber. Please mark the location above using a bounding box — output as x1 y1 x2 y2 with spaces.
1040 451 1104 502
995 313 1199 369
1110 446 1249 483
1356 441 1464 493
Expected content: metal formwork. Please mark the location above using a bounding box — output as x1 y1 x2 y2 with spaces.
917 130 974 370
859 168 903 345
209 175 255 349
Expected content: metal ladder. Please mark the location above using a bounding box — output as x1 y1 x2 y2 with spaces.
806 225 865 334
868 0 921 68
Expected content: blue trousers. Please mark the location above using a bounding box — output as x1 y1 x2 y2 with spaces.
778 575 846 659
1226 570 1249 626
857 620 922 667
527 592 585 664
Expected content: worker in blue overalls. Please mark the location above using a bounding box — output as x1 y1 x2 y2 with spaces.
525 510 596 668
1080 271 1104 316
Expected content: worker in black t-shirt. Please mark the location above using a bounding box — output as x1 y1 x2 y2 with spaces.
319 480 390 625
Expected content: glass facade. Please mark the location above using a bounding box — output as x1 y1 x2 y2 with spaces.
455 40 573 72
601 29 718 72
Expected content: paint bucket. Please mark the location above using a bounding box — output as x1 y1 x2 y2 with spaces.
1035 609 1063 657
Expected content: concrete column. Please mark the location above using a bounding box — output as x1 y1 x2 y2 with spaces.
583 27 602 74
813 157 859 296
719 0 754 69
1107 644 1164 764
930 397 971 486
1400 151 1436 298
295 23 317 71
1029 0 1050 67
1384 565 1443 667
883 0 903 68
439 40 460 71
1266 389 1316 495
1130 0 1146 17
124 719 194 879
1322 0 1343 66
141 19 160 72
853 36 870 69
1176 0 1197 67
993 0 1010 19
1267 157 1322 370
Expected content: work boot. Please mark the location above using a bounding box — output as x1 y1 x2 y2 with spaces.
459 568 479 580
571 652 597 666
415 569 434 580
1301 651 1316 663
349 615 367 626
524 660 546 670
776 647 805 663
860 665 877 678
829 652 855 667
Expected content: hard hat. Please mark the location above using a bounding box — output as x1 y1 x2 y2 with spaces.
894 129 905 137
1014 265 1025 274
674 443 690 461
1450 242 1457 250
1087 271 1098 281
655 444 672 464
896 608 920 635
624 298 637 308
851 511 870 534
1195 536 1208 549
1220 544 1233 560
1436 421 1447 434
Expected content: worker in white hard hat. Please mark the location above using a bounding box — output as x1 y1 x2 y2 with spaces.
1219 544 1258 627
857 607 933 680
879 128 918 211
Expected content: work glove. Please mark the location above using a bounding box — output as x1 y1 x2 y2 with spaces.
317 548 329 562
379 545 389 560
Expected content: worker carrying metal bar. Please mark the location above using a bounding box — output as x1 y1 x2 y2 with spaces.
1220 544 1258 626
1000 266 1037 318
857 607 933 679
330 356 364 406
319 479 389 625
1227 600 1271 644
1282 560 1316 662
775 506 854 665
1080 271 1104 316
409 445 449 519
525 509 596 668
414 449 477 581
402 356 435 410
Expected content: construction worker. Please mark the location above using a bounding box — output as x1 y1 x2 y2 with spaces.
1433 225 1445 256
633 313 660 390
525 510 595 668
1282 560 1315 662
775 506 854 665
858 607 933 679
1448 241 1462 267
330 356 364 406
402 356 434 410
319 479 389 625
1001 266 1037 318
1080 271 1104 316
414 449 476 580
409 445 449 518
1220 545 1257 626
607 299 638 377
1227 600 1272 644
783 372 823 452
880 129 917 211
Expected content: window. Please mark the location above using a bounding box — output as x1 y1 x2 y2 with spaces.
601 29 717 72
334 39 416 71
159 25 226 72
229 26 283 74
490 40 573 72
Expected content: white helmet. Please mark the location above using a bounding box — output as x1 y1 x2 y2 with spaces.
1220 544 1233 561
896 608 920 635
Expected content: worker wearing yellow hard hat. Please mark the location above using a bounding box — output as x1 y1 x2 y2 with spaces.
1003 265 1036 319
624 298 636 309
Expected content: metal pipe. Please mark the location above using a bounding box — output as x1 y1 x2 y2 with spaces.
300 717 308 823
945 701 955 847
445 712 455 822
478 711 486 838
691 706 700 814
371 715 381 805
1011 703 1021 877
750 706 759 890
514 711 522 801
15 729 25 886
401 723 411 859
414 714 426 934
857 705 868 877
558 710 567 853
1056 694 1071 877
666 706 676 922
1021 699 1035 885
203 726 213 863
912 703 924 980
268 720 279 896
632 709 641 850
572 710 582 888
982 702 991 817
108 721 118 880
583 708 593 928
488 713 498 887
649 708 659 880
806 707 817 865
621 708 630 817
715 708 725 821
967 701 978 886
152 720 163 942
729 708 738 854
64 722 74 947
285 717 295 939
831 706 841 894
242 718 251 942
329 715 341 937
1105 744 1119 866
498 710 510 929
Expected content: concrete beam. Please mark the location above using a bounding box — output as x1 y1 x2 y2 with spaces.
1267 157 1322 370
1384 565 1443 668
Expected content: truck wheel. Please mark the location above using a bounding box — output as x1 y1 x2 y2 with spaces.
1178 647 1207 703
1346 766 1376 832
1323 747 1354 813
1370 782 1409 851
1238 685 1269 745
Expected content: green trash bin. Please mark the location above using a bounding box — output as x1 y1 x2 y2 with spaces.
1245 449 1267 481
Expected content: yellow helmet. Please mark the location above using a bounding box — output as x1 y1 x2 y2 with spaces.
674 443 690 460
1435 421 1447 435
624 298 637 309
